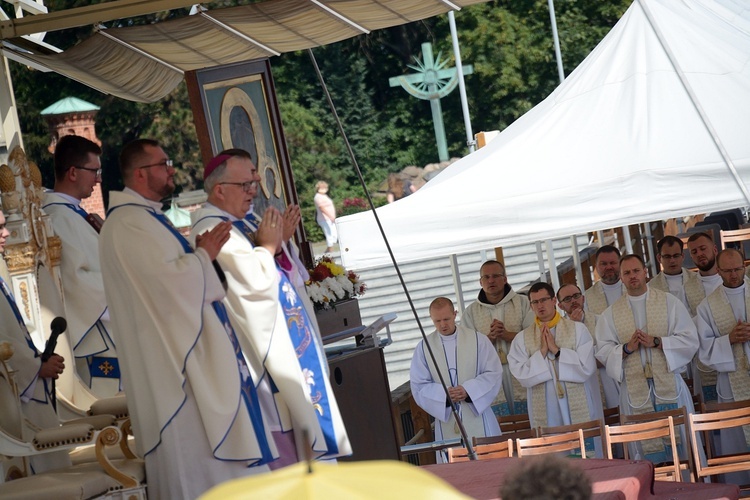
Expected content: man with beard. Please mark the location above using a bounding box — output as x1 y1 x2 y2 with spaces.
100 139 275 498
557 283 619 410
687 231 723 400
411 297 502 462
462 260 533 415
650 236 704 317
508 283 602 456
191 150 351 467
696 248 750 483
595 255 698 465
586 245 626 315
687 232 723 296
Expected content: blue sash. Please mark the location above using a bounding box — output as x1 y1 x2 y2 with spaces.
231 218 339 455
110 203 273 462
244 212 260 231
0 277 51 403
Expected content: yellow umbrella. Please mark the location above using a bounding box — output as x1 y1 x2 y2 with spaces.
199 460 472 500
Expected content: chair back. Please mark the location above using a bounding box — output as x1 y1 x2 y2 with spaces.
605 416 681 481
447 439 513 463
720 228 750 253
497 413 531 434
688 406 750 481
620 406 695 482
516 429 586 458
603 406 620 427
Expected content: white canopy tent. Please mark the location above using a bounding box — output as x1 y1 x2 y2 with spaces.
337 0 750 270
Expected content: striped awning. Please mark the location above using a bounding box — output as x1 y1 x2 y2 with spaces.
2 0 486 102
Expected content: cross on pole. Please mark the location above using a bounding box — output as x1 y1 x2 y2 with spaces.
389 42 473 162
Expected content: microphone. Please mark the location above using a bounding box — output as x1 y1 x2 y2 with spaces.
42 317 67 362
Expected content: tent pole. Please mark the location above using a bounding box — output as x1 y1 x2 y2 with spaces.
545 239 560 290
535 242 546 282
570 235 584 289
638 0 750 206
644 222 658 278
448 11 475 154
621 225 634 254
547 0 565 84
307 48 478 460
450 254 466 312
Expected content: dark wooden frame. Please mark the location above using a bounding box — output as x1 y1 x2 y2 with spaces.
186 59 313 265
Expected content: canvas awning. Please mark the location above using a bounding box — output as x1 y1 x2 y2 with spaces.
0 0 486 102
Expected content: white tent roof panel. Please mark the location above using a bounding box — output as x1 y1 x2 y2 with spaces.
337 0 750 270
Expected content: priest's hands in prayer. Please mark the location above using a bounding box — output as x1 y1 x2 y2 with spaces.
39 354 65 380
281 204 301 242
256 207 284 255
195 220 232 260
448 385 469 402
623 329 660 357
539 324 560 358
489 319 517 343
729 320 750 344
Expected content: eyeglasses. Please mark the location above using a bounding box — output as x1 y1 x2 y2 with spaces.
660 253 683 260
559 292 582 304
719 266 745 274
137 159 174 170
73 166 102 177
219 181 257 193
530 296 554 306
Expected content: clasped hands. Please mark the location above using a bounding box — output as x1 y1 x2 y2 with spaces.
625 329 659 352
538 324 560 358
729 320 750 345
448 385 468 402
488 319 516 343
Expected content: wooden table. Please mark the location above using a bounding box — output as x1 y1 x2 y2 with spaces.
422 457 740 500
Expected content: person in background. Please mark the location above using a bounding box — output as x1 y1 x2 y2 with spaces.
314 180 337 253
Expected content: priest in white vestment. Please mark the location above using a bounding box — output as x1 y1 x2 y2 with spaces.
585 245 627 315
190 150 351 467
100 139 276 499
509 283 603 457
0 210 70 473
411 297 503 462
696 248 750 484
557 283 619 411
596 255 699 468
462 260 532 415
688 231 724 400
42 135 120 397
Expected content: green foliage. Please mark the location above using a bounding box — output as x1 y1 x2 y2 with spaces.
8 0 631 244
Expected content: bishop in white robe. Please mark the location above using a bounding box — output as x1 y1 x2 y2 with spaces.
190 151 351 466
100 140 275 499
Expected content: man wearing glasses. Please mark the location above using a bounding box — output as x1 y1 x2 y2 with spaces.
100 139 276 498
461 260 533 415
42 135 120 397
508 282 602 457
650 236 705 317
557 283 619 411
191 149 351 468
696 248 750 482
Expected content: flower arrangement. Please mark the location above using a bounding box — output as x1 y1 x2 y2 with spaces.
306 255 366 311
